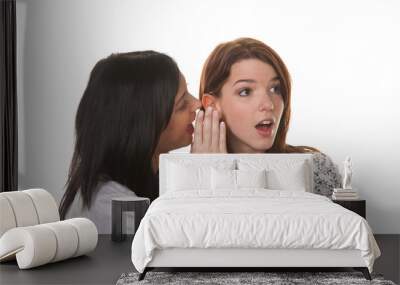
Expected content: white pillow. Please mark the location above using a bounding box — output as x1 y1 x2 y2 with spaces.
265 162 308 191
167 160 236 192
211 168 268 190
238 159 310 192
236 169 268 188
211 168 237 190
167 163 209 191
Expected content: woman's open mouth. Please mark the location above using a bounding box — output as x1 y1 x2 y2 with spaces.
255 120 274 137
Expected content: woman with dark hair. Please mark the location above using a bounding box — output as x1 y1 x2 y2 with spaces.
59 51 204 233
198 38 341 196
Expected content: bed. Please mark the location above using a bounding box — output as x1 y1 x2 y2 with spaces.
131 154 381 280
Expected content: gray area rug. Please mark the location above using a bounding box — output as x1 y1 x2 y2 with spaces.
116 272 396 285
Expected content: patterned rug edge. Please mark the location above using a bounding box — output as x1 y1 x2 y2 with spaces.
116 271 397 285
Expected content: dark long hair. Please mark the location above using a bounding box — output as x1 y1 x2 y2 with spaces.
200 38 319 154
59 51 180 219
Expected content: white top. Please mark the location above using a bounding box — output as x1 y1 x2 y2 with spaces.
66 181 137 234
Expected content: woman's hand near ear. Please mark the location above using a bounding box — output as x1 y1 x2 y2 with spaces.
191 106 227 153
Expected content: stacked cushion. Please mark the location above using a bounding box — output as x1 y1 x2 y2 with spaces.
0 189 98 269
0 189 59 237
0 218 97 269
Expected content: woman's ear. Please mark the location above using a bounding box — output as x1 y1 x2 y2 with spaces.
202 93 221 112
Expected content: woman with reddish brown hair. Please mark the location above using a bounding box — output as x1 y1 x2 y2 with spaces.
199 37 317 154
197 37 341 196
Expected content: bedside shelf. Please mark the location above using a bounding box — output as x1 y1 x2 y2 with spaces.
332 199 366 219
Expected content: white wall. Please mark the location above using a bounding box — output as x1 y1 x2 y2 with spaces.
16 0 400 233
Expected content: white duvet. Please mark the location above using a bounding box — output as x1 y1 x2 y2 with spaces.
131 190 380 273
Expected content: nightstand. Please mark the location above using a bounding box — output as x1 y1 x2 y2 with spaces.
332 199 366 219
111 197 150 242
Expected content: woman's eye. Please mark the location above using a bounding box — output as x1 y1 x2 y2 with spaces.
239 88 251 97
269 84 282 95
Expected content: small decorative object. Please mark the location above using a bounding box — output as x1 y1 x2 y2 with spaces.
112 197 150 242
332 156 358 200
342 156 353 190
